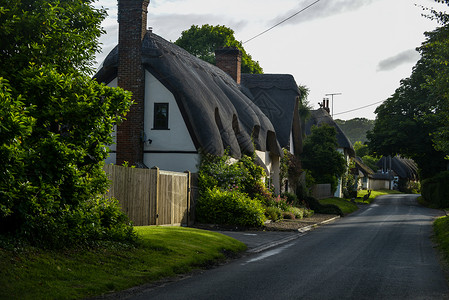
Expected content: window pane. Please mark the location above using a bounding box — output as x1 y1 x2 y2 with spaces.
154 103 169 129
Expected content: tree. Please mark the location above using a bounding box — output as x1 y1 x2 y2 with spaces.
0 0 134 247
301 124 346 192
174 24 263 74
367 18 448 179
419 5 449 158
334 118 374 144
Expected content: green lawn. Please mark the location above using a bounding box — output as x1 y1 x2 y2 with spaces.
318 198 359 215
319 189 402 215
433 215 449 280
0 226 246 300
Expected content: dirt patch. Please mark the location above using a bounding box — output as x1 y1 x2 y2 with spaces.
193 214 339 232
264 214 340 231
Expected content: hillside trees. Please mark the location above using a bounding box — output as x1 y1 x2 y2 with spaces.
0 0 134 247
174 24 263 74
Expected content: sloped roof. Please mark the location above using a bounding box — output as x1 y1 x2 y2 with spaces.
305 108 355 157
353 156 374 177
377 156 419 180
241 74 301 151
94 32 282 158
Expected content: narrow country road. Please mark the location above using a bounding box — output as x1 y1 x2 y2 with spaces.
127 194 449 300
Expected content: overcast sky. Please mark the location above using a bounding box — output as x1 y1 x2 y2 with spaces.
95 0 446 120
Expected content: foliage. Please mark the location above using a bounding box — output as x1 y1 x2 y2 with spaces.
301 124 346 191
353 141 369 157
0 0 134 247
421 171 449 208
367 3 449 178
174 24 263 74
304 196 343 216
335 118 375 144
0 0 105 77
198 151 268 200
265 206 283 222
197 151 271 226
361 155 379 172
196 187 266 227
0 226 246 299
342 160 357 199
279 148 302 190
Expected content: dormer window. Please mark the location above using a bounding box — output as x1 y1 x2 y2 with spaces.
153 103 169 130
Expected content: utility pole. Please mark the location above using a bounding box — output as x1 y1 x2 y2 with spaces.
325 93 342 117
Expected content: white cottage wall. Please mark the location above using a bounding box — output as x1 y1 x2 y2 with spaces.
143 71 199 172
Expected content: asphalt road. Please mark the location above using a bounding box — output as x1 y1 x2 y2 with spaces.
127 194 449 300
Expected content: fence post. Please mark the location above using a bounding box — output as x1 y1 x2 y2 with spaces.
152 166 160 225
184 170 191 226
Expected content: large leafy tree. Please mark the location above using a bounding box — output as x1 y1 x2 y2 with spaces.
0 0 134 247
175 24 263 74
301 124 346 191
367 1 449 179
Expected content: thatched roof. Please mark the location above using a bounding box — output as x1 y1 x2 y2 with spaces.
94 32 282 158
377 156 419 180
241 74 301 153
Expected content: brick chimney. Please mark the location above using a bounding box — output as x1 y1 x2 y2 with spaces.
116 0 149 166
215 47 242 84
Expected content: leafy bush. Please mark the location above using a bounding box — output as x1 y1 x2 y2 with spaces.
13 196 137 249
282 211 295 220
0 2 134 248
265 206 283 221
281 192 298 206
287 206 304 219
196 187 266 227
422 171 449 208
303 196 343 216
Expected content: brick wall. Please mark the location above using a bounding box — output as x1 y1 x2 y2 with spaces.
116 0 149 166
215 47 242 84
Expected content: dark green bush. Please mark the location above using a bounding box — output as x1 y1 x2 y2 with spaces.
304 196 343 216
421 171 449 208
196 187 266 227
281 192 298 205
18 196 137 249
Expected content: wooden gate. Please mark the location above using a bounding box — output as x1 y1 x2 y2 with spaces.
104 165 191 226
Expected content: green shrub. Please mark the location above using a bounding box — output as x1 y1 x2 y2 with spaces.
18 196 137 249
304 196 343 216
287 206 304 219
422 171 449 208
281 192 297 205
265 206 283 221
282 211 295 220
196 187 266 227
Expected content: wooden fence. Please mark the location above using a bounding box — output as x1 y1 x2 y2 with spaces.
311 183 332 199
103 165 195 226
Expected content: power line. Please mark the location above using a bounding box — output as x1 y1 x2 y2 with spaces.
332 100 385 117
243 0 321 44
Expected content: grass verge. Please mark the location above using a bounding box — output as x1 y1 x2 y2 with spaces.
319 189 403 215
434 216 449 265
318 198 359 215
0 226 246 300
357 189 402 204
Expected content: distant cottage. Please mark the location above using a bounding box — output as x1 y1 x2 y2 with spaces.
94 0 302 193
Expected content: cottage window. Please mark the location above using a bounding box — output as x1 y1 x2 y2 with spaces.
153 103 169 129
